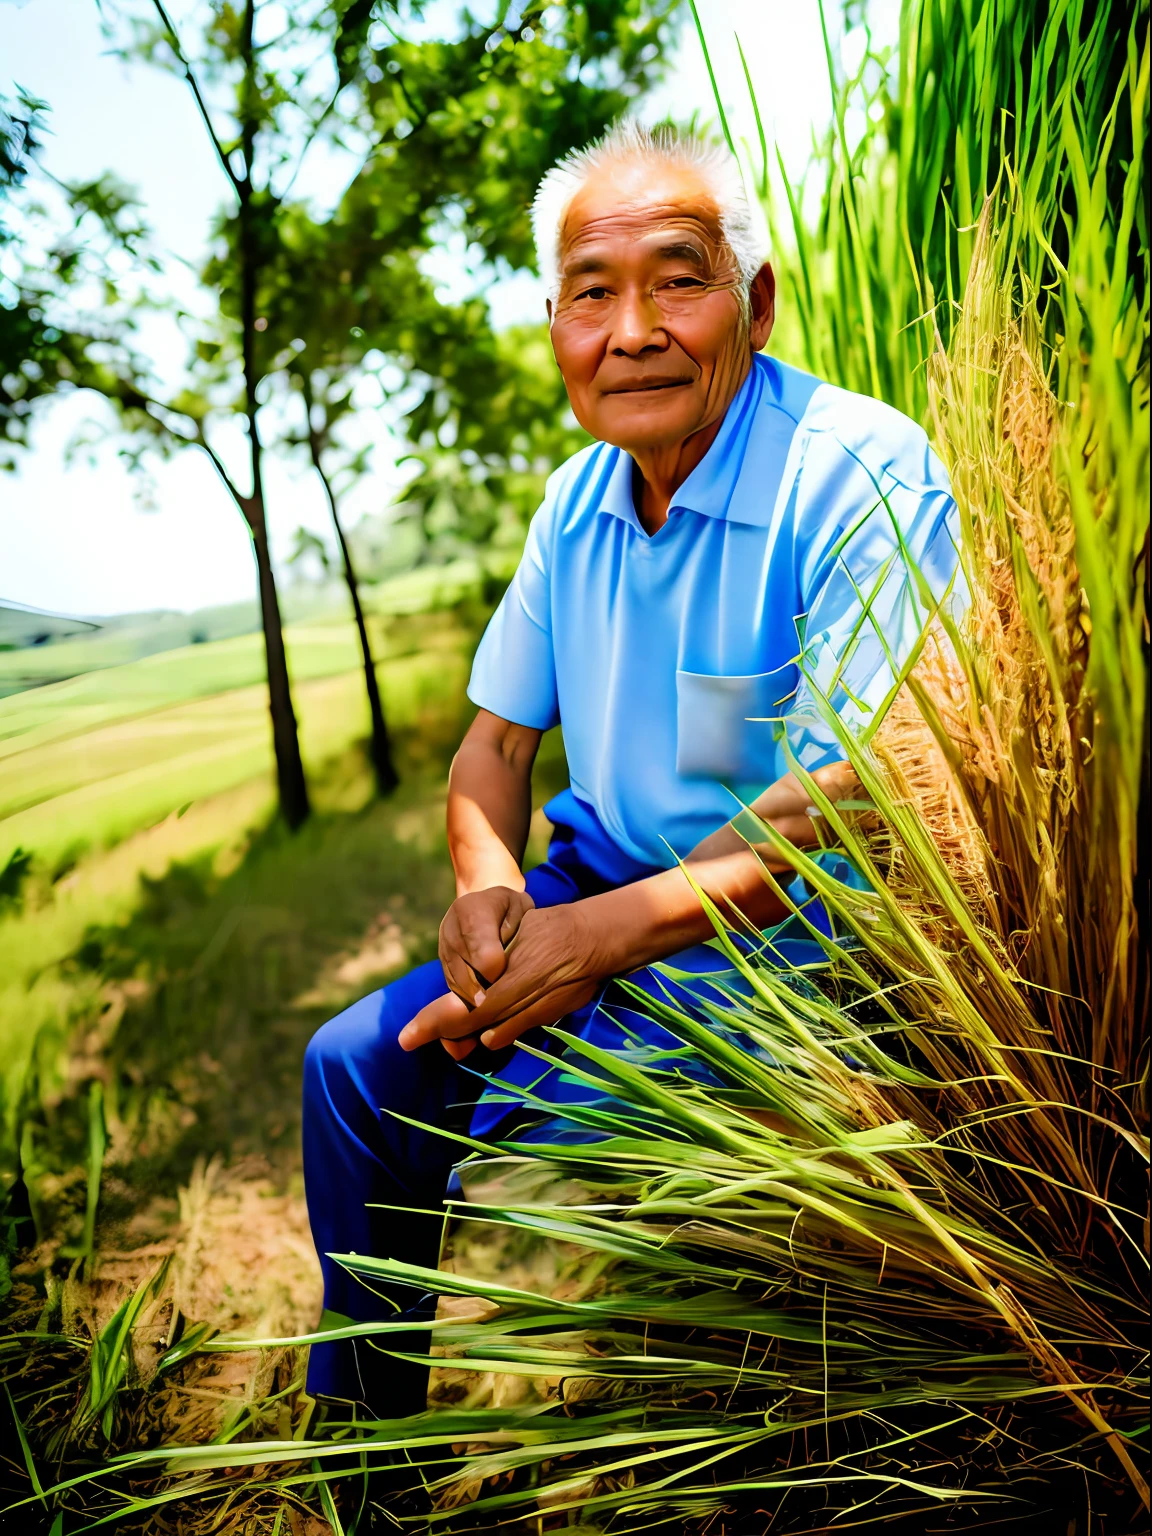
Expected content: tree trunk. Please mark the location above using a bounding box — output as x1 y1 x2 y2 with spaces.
311 438 398 796
153 0 310 830
236 0 309 829
249 500 311 828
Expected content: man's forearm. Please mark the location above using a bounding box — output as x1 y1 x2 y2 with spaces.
447 713 541 896
577 846 792 979
448 789 526 895
579 766 856 976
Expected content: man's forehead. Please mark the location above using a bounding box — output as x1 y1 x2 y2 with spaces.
560 162 725 263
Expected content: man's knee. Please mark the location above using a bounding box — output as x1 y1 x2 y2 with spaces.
302 988 408 1171
305 991 382 1075
302 959 450 1116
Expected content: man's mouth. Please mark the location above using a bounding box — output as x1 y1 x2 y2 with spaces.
603 378 694 395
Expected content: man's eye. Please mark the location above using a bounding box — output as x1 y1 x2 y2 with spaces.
667 276 706 290
577 286 611 301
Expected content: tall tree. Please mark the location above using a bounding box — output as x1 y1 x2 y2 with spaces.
297 371 398 796
117 0 314 827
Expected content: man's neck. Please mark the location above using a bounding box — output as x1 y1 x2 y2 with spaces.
626 360 750 535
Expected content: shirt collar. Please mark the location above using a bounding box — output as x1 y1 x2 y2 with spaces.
595 355 802 529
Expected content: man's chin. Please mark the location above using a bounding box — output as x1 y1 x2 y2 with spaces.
594 398 706 454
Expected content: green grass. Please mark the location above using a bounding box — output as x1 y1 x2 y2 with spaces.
0 606 487 871
0 555 510 696
0 591 568 1234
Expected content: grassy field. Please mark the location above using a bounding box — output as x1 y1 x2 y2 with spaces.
0 556 505 696
1 590 569 1526
0 579 508 861
0 592 566 1274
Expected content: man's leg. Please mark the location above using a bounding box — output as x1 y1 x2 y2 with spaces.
302 959 479 1417
301 853 591 1414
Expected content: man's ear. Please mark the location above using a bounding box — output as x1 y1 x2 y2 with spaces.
749 262 776 351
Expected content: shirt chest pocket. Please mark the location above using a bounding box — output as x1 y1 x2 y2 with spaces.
675 668 794 783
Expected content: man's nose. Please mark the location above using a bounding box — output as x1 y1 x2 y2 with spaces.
608 286 669 356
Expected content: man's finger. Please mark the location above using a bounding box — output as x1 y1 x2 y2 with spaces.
441 1037 476 1061
441 949 486 1007
399 990 473 1051
499 905 527 944
475 1018 533 1052
457 925 508 987
438 918 478 1003
440 907 501 994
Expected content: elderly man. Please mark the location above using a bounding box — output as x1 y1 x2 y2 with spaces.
302 124 956 1416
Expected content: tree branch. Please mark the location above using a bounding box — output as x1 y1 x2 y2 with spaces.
149 0 243 197
112 380 249 511
187 418 250 516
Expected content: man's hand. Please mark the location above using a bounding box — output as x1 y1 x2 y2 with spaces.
439 886 536 1008
401 905 604 1059
411 760 864 1064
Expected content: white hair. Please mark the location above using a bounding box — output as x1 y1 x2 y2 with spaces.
531 121 764 303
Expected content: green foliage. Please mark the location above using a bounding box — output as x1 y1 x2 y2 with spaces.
766 0 1147 422
0 91 41 185
400 323 590 550
339 2 669 272
0 90 141 468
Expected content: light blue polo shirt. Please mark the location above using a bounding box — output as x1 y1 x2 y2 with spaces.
468 353 957 869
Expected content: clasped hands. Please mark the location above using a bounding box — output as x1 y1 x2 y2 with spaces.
397 762 862 1060
398 886 605 1060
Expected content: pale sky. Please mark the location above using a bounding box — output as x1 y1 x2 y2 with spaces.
1 0 897 618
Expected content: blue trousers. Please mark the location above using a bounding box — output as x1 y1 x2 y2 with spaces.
301 790 838 1413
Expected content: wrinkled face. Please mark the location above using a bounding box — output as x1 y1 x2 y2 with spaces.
547 159 774 455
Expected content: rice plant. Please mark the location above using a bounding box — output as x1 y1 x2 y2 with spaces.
758 0 1143 422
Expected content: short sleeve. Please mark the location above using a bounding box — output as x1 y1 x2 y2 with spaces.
784 417 959 769
467 478 561 730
